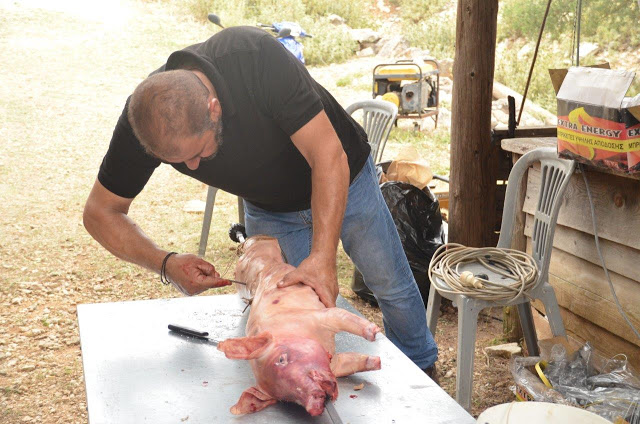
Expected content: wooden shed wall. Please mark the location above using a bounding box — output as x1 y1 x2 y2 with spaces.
522 165 640 369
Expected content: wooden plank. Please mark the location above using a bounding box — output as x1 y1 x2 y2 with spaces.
501 137 556 156
524 214 640 282
524 166 640 250
526 239 640 346
493 126 557 139
531 302 640 370
550 273 640 346
546 247 640 326
449 0 499 248
559 306 640 370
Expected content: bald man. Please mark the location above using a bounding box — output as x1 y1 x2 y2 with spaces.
83 26 438 375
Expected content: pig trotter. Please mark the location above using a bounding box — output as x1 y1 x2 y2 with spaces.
331 353 381 377
320 308 381 341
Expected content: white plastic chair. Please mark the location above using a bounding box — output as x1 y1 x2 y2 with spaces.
198 190 243 257
426 147 576 411
345 99 398 163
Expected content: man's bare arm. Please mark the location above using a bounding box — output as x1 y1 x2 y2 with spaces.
278 110 350 307
83 179 229 295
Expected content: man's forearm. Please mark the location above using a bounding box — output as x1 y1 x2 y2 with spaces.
309 150 350 260
83 204 167 274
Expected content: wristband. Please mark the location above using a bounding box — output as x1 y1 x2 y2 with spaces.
160 252 178 285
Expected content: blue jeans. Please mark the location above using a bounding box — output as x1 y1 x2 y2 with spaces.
243 156 438 369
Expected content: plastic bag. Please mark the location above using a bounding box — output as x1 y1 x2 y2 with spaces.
511 356 570 404
510 343 640 422
352 181 445 307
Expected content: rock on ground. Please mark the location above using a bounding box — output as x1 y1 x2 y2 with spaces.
484 342 522 358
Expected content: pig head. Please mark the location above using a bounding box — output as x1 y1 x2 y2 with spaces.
218 332 337 416
218 236 381 417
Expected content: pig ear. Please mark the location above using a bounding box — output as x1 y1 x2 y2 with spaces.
230 386 277 415
217 332 273 360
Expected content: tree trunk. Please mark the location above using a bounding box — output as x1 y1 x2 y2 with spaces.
449 0 500 247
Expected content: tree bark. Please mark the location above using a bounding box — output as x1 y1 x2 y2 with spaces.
449 0 500 247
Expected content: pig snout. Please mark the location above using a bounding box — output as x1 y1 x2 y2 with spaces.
305 369 338 416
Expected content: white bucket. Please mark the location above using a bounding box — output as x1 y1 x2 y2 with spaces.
477 402 610 424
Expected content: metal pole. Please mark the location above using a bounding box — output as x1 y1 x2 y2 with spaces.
517 0 553 126
576 0 582 66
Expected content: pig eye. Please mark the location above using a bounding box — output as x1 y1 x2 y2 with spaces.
276 353 288 366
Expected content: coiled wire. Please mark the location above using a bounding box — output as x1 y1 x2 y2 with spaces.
428 243 539 302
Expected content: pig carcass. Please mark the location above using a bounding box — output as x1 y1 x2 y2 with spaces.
217 236 382 416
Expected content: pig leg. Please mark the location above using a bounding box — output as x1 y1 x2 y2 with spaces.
331 353 381 377
319 308 380 341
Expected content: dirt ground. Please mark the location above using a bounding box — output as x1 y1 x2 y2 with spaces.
0 1 514 422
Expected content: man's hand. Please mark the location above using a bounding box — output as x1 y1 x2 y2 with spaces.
278 254 339 308
165 253 231 296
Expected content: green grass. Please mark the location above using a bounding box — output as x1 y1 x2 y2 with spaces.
488 336 509 346
1 386 22 396
335 70 366 87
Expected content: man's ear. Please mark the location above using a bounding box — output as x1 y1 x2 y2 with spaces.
217 332 273 360
230 386 277 415
208 97 222 121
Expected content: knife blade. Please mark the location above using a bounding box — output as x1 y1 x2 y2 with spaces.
324 400 343 424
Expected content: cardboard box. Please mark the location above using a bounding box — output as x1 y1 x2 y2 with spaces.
549 65 640 173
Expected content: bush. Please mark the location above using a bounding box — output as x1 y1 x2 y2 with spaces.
183 0 372 28
301 17 358 66
304 0 373 28
399 0 456 58
171 0 362 66
185 0 247 25
404 15 456 59
398 0 451 23
494 39 573 113
246 0 307 24
499 0 640 48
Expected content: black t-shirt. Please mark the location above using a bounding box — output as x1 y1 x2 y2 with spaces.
98 26 370 212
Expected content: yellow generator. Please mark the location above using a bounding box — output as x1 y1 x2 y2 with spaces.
373 59 440 128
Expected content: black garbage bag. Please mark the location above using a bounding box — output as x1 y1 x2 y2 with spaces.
352 181 445 308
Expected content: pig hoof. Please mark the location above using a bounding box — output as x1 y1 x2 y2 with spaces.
364 324 380 341
366 356 381 371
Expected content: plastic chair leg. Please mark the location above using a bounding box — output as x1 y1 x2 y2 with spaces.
426 285 441 336
517 301 540 356
198 186 219 257
539 284 567 337
455 296 480 411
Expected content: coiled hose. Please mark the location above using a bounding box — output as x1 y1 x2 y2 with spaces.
428 243 539 302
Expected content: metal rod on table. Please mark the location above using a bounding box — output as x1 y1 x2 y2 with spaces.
324 401 343 424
